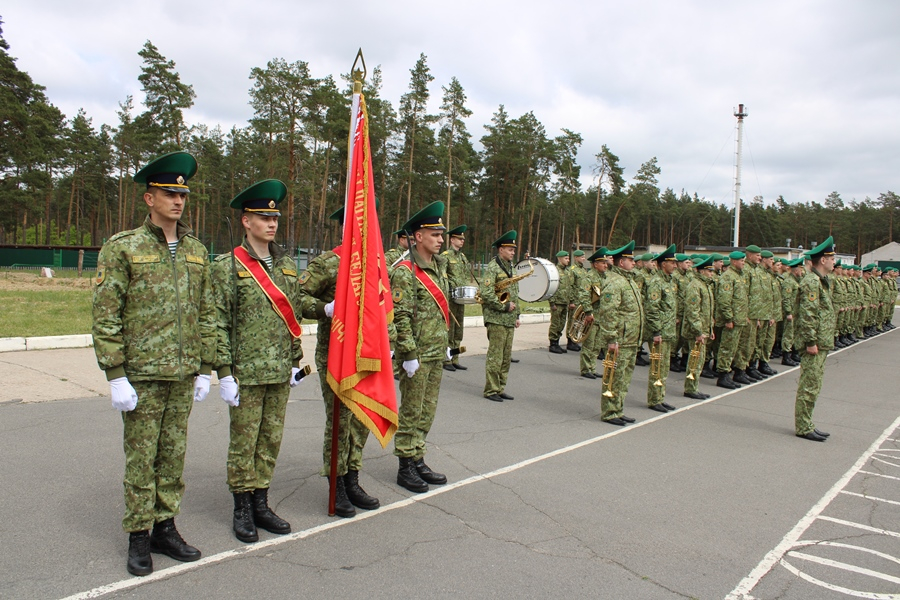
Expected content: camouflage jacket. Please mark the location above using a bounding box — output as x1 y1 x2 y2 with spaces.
682 274 715 340
779 273 800 317
391 252 450 362
211 241 303 384
297 249 339 366
716 266 749 325
92 216 215 381
442 246 474 289
796 268 836 350
769 268 783 320
597 266 645 347
480 256 520 327
580 267 606 314
746 262 773 320
385 246 409 275
549 263 573 305
644 271 678 340
673 270 687 320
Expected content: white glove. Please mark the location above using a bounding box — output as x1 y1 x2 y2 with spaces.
402 359 420 378
391 350 396 360
290 367 304 388
324 301 335 318
446 347 452 361
109 377 138 412
193 374 211 402
219 375 240 407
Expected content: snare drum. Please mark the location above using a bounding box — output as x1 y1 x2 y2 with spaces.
516 257 559 302
451 285 479 305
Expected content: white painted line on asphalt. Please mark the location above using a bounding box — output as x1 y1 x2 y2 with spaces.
61 330 899 600
859 470 900 482
724 415 900 600
780 550 900 599
818 515 900 538
786 550 900 585
840 490 900 507
871 456 900 469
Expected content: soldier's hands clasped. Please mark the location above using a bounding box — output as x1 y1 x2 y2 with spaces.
193 374 211 402
402 359 420 378
219 375 240 406
109 377 138 412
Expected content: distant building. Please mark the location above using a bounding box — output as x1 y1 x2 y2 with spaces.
861 241 900 270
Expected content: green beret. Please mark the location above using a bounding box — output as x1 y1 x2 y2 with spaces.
608 240 636 259
639 252 654 261
403 201 446 233
729 251 746 260
806 236 835 259
447 225 467 237
760 250 774 258
863 263 876 272
556 250 569 258
693 254 709 261
134 151 198 193
588 248 607 261
675 254 690 262
655 244 677 262
788 258 803 268
745 244 762 253
710 253 725 261
573 250 585 257
493 230 517 248
229 179 287 216
723 258 731 266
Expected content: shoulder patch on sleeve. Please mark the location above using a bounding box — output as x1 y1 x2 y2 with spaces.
299 271 311 284
95 269 105 286
808 292 817 302
722 283 731 292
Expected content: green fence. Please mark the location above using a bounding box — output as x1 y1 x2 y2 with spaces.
0 247 100 270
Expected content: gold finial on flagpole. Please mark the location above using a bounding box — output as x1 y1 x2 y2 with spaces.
351 48 367 93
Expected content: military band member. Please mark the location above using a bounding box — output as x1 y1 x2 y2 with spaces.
715 251 749 390
644 245 679 412
741 245 770 381
212 180 301 543
597 241 644 426
481 231 521 402
297 207 378 518
391 201 451 492
682 256 716 399
442 225 472 372
579 248 607 379
548 250 574 353
794 237 837 442
92 152 213 576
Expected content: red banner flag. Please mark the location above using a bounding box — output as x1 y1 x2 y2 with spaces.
326 89 398 447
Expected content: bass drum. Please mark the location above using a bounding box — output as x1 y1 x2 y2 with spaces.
516 257 559 302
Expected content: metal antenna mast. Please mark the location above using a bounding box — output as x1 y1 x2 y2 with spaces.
732 103 748 247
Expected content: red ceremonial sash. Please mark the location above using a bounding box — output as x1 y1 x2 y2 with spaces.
233 246 303 338
397 260 450 329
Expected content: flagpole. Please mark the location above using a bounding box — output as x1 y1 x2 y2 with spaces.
328 49 367 517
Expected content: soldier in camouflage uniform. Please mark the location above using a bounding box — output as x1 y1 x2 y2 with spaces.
758 250 781 371
741 245 774 380
92 152 213 577
212 180 303 543
548 250 575 353
579 248 606 378
391 201 451 492
597 241 644 426
715 251 749 390
682 256 716 399
779 258 802 365
385 229 410 270
794 237 837 442
644 245 680 411
297 207 377 519
481 231 521 402
442 225 472 372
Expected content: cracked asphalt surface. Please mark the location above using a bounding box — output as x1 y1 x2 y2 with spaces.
2 323 899 599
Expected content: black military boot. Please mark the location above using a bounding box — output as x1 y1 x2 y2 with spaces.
549 340 566 354
781 353 798 366
733 369 753 385
758 360 777 376
397 457 429 493
717 372 738 389
669 356 684 373
701 359 717 379
252 488 291 534
343 470 380 510
414 458 447 485
126 531 153 576
566 339 582 352
834 336 845 348
771 347 783 358
149 518 201 561
746 361 765 380
232 492 259 543
635 353 650 366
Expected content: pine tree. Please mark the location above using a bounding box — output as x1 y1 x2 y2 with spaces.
137 40 196 149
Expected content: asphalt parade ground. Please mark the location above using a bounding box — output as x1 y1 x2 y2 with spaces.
2 320 900 599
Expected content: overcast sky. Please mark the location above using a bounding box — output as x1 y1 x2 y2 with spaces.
4 0 898 212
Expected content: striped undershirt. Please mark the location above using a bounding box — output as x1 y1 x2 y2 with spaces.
167 241 178 260
263 255 273 270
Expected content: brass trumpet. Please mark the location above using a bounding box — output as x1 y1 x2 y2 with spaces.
601 346 618 398
567 306 592 343
685 339 705 381
649 340 664 387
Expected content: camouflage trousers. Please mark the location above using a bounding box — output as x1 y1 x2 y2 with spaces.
781 317 795 352
548 303 569 342
683 342 707 394
227 382 289 493
580 321 602 375
122 379 193 532
757 321 776 361
647 340 672 406
716 325 745 373
394 360 443 459
447 301 466 365
737 321 757 369
795 349 828 435
316 358 369 477
601 345 637 421
484 323 514 396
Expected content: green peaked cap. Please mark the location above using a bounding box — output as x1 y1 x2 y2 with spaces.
607 240 635 259
655 244 677 262
588 247 607 261
229 179 287 216
134 151 198 193
805 235 835 259
492 230 517 248
330 198 381 225
695 255 715 269
403 201 446 233
447 225 467 237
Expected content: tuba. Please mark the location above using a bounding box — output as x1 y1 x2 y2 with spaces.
567 306 592 343
601 346 619 398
